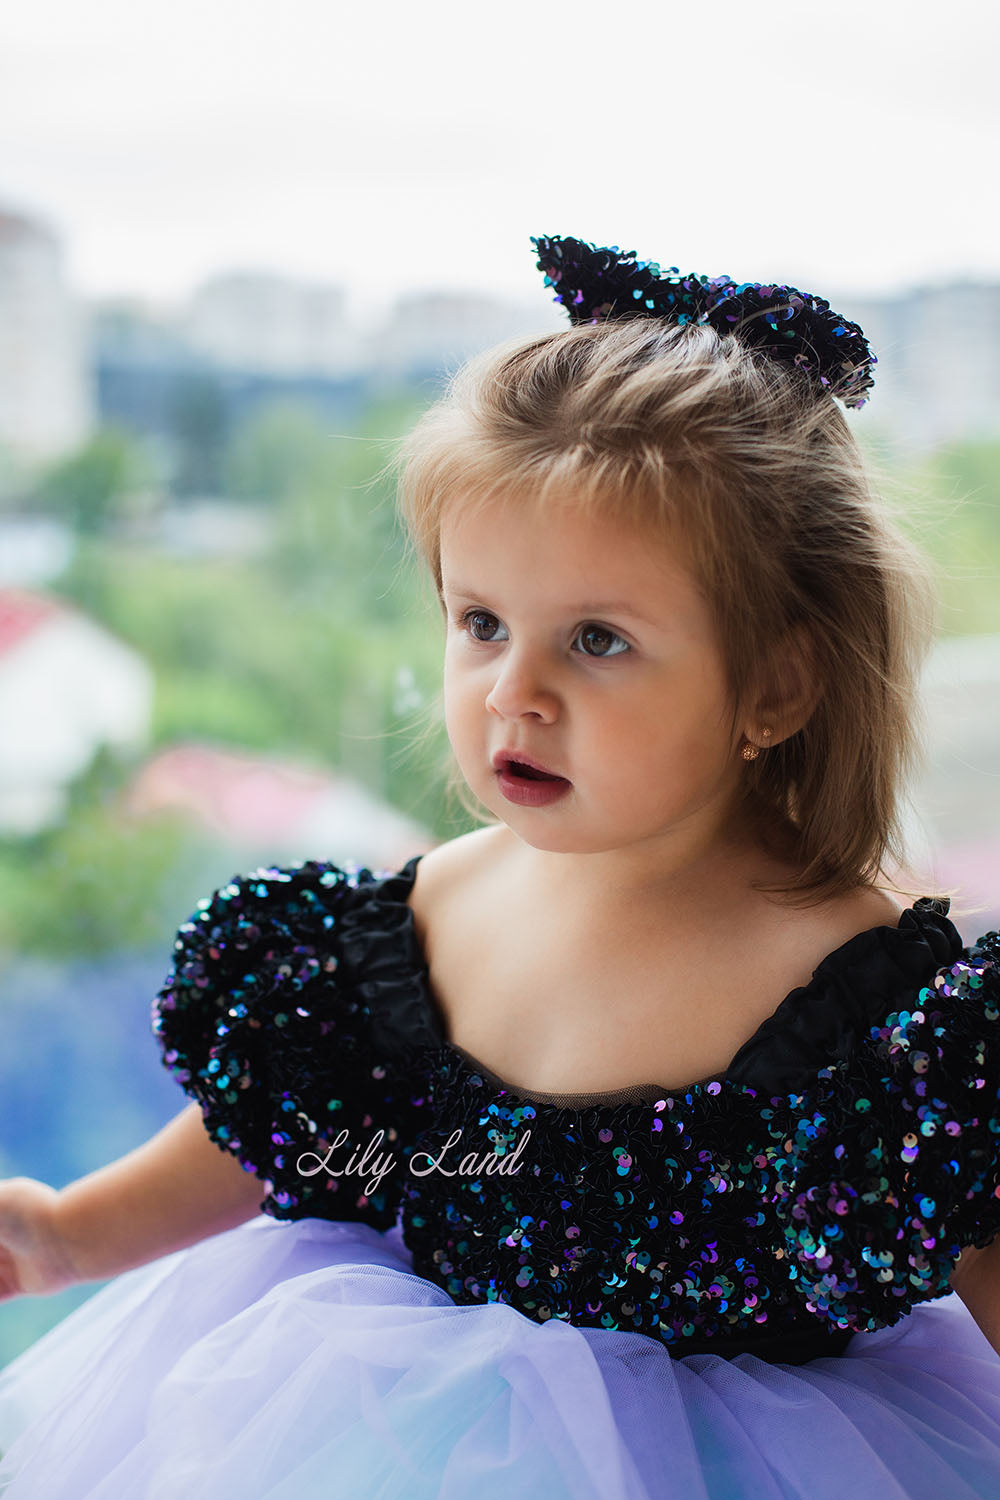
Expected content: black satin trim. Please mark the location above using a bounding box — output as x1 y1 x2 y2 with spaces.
723 896 965 1094
335 856 446 1059
334 858 966 1102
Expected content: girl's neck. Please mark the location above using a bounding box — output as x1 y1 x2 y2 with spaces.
497 817 801 922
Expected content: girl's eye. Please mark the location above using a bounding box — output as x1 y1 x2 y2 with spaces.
463 610 507 643
459 611 630 659
576 624 629 659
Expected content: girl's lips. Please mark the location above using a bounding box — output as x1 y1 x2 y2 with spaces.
495 764 572 807
491 749 566 779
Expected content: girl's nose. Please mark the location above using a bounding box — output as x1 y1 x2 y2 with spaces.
484 650 558 721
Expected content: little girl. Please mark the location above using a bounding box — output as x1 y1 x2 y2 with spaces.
1 234 999 1500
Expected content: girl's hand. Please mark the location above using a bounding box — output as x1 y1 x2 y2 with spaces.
0 1177 80 1302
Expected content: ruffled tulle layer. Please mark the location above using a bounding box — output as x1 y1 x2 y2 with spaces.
1 1214 1000 1500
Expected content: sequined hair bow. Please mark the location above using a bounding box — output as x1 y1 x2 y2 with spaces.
531 234 876 410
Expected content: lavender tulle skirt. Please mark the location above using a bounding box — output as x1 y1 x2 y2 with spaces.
1 1213 1000 1499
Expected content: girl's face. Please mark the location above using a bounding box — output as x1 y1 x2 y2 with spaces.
439 492 752 869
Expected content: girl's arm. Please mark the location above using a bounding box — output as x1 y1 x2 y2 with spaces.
54 1101 268 1284
949 1242 1000 1355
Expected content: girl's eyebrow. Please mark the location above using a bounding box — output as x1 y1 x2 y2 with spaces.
443 585 659 628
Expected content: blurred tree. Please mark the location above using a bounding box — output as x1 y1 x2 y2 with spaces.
168 372 229 496
36 427 150 534
261 388 428 615
0 755 215 959
0 439 33 510
222 400 332 503
898 437 1000 635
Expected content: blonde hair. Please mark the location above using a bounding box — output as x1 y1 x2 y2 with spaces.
392 317 940 908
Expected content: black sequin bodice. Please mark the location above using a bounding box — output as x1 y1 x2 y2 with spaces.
152 857 1000 1365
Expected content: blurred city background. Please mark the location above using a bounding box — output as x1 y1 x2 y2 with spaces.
1 0 998 1360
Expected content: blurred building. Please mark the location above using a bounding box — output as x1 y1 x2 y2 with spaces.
85 267 1000 456
0 588 152 834
0 206 93 461
90 294 369 447
845 281 1000 453
368 290 558 379
184 272 364 377
126 742 435 872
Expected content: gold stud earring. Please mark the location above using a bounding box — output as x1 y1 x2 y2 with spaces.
740 726 773 761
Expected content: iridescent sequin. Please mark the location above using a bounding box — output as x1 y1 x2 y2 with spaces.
758 936 1000 1333
531 234 877 409
152 863 1000 1361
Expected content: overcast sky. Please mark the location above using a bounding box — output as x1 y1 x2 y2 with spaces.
1 0 997 323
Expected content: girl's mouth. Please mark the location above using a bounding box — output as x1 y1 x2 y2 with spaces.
507 761 561 781
496 760 572 807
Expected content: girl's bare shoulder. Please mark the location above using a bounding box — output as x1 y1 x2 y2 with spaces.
793 883 907 954
406 824 510 948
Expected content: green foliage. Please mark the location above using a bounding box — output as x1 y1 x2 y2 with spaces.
221 391 427 617
0 799 210 957
0 439 33 509
168 372 229 495
12 388 468 960
36 427 151 533
223 401 336 503
891 436 1000 635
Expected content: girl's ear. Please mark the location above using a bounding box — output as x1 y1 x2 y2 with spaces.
745 623 821 747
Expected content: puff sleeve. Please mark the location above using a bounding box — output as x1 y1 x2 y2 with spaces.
151 861 428 1229
758 928 1000 1335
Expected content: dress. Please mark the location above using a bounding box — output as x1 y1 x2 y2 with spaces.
2 854 1000 1498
